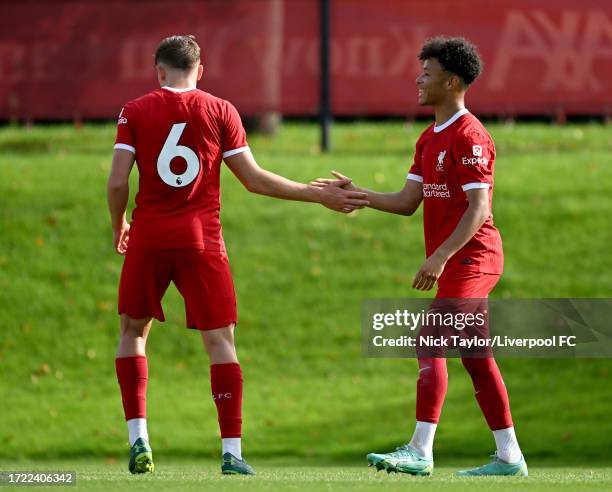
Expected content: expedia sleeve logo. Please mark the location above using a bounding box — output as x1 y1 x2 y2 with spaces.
462 144 488 165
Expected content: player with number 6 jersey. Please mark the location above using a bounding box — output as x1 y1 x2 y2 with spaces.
115 87 246 251
107 35 369 477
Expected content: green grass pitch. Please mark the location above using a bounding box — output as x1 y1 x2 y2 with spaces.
0 121 611 490
1 460 611 491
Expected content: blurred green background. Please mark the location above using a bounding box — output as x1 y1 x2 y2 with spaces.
0 122 610 463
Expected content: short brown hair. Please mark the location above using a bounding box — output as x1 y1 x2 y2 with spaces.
154 35 200 70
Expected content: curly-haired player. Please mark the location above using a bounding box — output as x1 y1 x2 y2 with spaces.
313 36 527 477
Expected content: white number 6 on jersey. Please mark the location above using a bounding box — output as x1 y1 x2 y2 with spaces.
157 123 199 187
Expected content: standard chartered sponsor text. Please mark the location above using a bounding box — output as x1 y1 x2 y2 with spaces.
422 183 450 198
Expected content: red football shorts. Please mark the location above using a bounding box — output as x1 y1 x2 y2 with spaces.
118 248 237 331
436 266 500 299
416 267 501 358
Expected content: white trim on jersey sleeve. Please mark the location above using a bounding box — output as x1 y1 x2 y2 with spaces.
222 146 250 159
407 173 424 183
462 182 490 191
114 143 136 154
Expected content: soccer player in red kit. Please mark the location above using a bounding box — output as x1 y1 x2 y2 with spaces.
107 35 369 475
313 37 527 476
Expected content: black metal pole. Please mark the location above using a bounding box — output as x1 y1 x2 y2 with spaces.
319 0 331 152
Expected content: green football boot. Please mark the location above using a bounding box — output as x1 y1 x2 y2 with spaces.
221 452 256 475
128 437 154 474
455 453 528 477
366 444 433 476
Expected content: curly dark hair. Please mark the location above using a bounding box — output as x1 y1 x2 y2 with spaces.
418 37 483 86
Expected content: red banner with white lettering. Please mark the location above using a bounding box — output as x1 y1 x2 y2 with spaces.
0 0 610 119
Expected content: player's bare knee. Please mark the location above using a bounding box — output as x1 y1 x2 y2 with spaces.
203 336 235 354
201 325 237 361
120 315 152 338
202 324 234 344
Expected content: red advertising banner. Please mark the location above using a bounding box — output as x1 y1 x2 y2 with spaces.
0 0 610 119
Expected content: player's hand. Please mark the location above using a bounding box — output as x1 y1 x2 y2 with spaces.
113 221 130 255
310 170 358 192
316 179 369 213
413 252 447 291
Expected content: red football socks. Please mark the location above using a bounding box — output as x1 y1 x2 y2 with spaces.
415 356 513 430
211 363 243 438
462 357 513 430
115 356 148 420
415 357 448 423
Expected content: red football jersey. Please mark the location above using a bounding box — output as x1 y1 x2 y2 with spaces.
114 86 248 250
408 109 503 274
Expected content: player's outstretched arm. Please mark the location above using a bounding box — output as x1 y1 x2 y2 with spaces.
224 151 369 213
107 149 135 255
311 171 423 216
